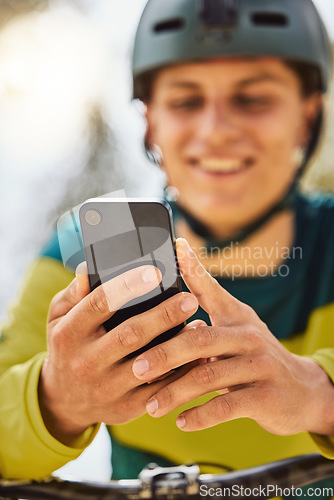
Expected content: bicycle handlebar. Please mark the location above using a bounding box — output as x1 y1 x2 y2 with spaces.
1 453 334 500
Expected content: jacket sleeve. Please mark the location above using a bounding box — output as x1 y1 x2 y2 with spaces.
0 257 99 479
308 348 334 459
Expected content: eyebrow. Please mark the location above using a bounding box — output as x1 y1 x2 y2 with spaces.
164 82 199 90
163 73 289 90
236 73 289 88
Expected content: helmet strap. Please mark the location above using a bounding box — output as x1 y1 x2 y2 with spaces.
166 183 297 252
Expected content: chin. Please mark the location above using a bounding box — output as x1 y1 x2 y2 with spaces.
185 192 259 228
190 191 245 211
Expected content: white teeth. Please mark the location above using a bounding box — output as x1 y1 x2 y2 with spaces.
199 159 244 173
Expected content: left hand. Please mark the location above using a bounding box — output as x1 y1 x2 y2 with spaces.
132 238 334 435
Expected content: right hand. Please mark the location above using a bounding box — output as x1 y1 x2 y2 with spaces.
38 263 199 445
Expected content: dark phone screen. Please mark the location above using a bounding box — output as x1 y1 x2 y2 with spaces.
79 199 184 358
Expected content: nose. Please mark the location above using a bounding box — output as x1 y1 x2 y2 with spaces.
197 101 241 146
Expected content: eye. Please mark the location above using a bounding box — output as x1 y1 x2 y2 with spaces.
234 94 274 111
169 96 204 111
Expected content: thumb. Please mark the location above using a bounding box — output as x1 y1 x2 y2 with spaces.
48 261 91 321
176 238 240 323
75 261 91 299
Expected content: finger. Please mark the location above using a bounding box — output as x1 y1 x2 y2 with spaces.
75 261 90 297
97 292 198 366
176 238 244 323
179 319 207 330
175 386 256 431
103 363 194 424
49 262 91 320
147 320 208 384
59 265 162 339
144 357 254 418
132 324 248 382
184 320 214 365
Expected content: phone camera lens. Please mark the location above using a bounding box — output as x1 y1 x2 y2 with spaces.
85 210 102 226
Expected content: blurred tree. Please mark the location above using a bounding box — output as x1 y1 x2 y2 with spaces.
302 46 334 194
0 0 122 315
301 44 334 193
52 104 124 221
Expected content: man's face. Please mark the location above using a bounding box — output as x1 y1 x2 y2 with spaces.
146 58 320 236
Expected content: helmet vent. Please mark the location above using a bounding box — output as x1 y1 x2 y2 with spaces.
199 0 238 27
153 18 185 34
251 12 289 27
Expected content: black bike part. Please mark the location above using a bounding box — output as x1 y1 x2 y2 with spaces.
1 454 334 500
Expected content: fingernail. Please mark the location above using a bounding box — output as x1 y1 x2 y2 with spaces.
133 358 149 377
181 238 195 255
75 261 87 276
176 415 186 429
180 296 197 313
142 268 158 284
146 398 158 415
177 238 194 256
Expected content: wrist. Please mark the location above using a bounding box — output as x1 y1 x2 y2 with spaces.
38 359 90 446
298 356 334 435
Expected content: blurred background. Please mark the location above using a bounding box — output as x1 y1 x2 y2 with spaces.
0 0 164 320
0 0 333 482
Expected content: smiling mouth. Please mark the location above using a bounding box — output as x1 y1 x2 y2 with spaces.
189 158 254 175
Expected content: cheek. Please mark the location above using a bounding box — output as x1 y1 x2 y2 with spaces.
154 114 192 161
249 107 303 164
152 118 187 184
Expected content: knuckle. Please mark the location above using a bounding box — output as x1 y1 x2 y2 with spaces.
116 323 141 349
94 382 109 406
67 279 77 304
89 287 110 315
51 322 70 351
191 405 207 429
240 303 258 322
212 396 232 421
254 382 274 411
122 274 134 294
193 364 217 386
257 353 275 377
160 303 178 328
158 385 173 409
49 290 68 318
71 356 94 381
210 276 221 293
118 396 135 418
243 326 264 348
189 326 215 348
152 344 168 366
50 290 62 310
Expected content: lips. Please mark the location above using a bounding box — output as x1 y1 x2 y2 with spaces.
189 157 254 175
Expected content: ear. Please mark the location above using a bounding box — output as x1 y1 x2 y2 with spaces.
144 103 157 148
299 93 323 147
143 103 164 166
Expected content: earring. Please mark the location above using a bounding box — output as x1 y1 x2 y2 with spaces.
292 147 305 170
164 185 179 202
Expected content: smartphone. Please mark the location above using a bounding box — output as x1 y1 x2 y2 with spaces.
79 198 185 358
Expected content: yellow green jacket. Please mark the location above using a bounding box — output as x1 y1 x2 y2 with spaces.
1 193 334 491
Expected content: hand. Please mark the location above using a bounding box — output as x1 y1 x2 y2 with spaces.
132 239 334 436
39 262 200 445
